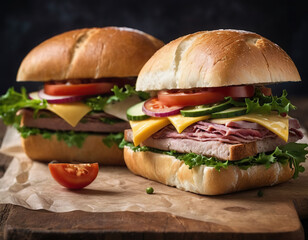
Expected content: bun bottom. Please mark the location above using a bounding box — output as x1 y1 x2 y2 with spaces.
21 134 124 165
124 147 294 195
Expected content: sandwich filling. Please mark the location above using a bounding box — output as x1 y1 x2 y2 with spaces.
0 83 148 149
123 86 308 178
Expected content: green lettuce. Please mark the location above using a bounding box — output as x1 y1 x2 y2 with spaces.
102 132 124 148
18 127 88 148
232 142 307 179
0 87 47 126
18 127 123 149
85 84 150 112
228 88 296 115
108 84 150 102
279 142 307 178
121 140 307 178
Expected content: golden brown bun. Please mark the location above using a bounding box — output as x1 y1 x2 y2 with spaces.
124 147 294 195
21 134 124 165
136 29 300 91
17 27 164 81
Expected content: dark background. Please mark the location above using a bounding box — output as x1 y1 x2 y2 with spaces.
1 0 307 96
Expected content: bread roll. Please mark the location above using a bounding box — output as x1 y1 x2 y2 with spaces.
17 27 164 81
136 30 300 91
16 27 164 165
124 146 294 195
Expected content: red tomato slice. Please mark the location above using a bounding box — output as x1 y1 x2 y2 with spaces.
158 89 225 107
49 163 99 189
44 82 114 96
220 85 255 98
157 86 255 107
143 97 183 117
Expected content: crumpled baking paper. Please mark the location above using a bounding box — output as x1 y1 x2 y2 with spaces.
1 126 308 226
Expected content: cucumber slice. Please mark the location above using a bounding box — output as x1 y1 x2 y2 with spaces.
181 101 232 117
211 107 247 119
127 101 150 121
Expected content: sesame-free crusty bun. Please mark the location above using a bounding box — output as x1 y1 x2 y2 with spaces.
124 147 294 195
22 134 124 165
136 30 300 91
17 27 164 81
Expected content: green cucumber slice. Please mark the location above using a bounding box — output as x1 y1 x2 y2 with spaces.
127 101 150 121
211 107 247 119
181 101 232 117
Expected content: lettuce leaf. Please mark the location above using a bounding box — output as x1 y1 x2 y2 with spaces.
85 95 109 112
109 84 150 102
0 87 47 126
102 132 124 148
55 131 88 148
176 152 229 171
279 142 307 178
228 88 296 115
18 127 124 149
85 84 150 112
18 127 88 148
121 141 307 178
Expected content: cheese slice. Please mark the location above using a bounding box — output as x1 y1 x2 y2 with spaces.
168 114 210 133
210 112 289 142
47 102 92 127
130 118 170 146
130 115 211 146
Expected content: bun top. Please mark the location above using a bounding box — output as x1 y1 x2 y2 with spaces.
17 27 164 81
136 30 300 91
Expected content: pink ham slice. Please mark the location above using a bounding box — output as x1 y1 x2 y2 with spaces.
152 118 303 144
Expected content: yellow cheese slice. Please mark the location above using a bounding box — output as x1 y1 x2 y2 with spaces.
130 117 170 146
168 114 210 133
47 102 92 127
210 112 289 142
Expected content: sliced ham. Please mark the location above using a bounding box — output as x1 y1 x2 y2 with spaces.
152 119 303 145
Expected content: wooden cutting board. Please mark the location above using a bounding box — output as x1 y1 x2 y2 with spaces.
1 203 304 240
1 160 308 240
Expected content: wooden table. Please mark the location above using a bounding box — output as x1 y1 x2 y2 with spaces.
1 97 308 240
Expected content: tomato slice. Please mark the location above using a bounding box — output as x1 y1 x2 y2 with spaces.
44 82 114 96
220 85 255 98
143 97 183 117
49 163 99 189
157 89 224 107
157 86 255 107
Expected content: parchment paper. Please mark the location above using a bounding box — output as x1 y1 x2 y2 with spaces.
1 126 308 224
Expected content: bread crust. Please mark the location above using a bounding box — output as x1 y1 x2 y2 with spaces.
136 29 300 91
21 134 124 165
124 147 294 195
17 27 164 81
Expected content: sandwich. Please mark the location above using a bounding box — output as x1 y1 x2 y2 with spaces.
0 27 164 165
122 29 308 195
